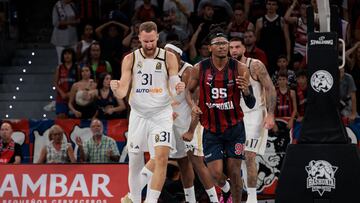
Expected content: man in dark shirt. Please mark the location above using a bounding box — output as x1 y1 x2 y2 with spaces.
0 122 22 164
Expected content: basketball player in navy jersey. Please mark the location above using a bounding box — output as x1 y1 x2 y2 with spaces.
187 30 256 203
229 37 276 203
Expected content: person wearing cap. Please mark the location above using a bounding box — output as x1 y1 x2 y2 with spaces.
187 30 255 203
165 41 219 203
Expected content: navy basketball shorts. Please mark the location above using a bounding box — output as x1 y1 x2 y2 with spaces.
203 122 246 163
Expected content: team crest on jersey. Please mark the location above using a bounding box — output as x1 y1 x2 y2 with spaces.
156 62 162 70
137 61 142 69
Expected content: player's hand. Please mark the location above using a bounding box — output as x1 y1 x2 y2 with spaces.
110 80 120 92
175 82 186 95
264 114 275 129
191 105 202 116
236 72 250 95
182 131 194 142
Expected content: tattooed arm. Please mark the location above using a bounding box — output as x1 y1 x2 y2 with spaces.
251 60 277 129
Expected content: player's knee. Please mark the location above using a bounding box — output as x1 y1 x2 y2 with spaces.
210 170 223 182
245 151 256 160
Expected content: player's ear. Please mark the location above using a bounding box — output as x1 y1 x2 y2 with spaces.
156 34 159 40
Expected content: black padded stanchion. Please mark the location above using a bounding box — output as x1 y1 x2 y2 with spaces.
275 4 360 203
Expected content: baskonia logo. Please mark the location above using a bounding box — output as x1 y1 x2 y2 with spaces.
310 70 333 93
305 160 338 196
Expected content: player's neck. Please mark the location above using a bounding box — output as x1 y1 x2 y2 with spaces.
240 56 247 63
141 48 157 58
211 56 228 71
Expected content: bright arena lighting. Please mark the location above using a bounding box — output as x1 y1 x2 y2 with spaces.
23 69 26 73
31 52 35 56
52 86 56 90
49 95 53 99
16 87 19 91
19 78 23 82
43 114 47 118
12 96 16 99
9 105 12 109
28 60 32 64
5 114 9 118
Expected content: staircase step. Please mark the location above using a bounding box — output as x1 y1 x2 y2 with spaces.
0 65 55 74
0 92 55 101
0 101 56 119
0 84 55 93
1 74 54 84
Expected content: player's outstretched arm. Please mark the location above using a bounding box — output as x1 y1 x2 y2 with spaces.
252 60 276 129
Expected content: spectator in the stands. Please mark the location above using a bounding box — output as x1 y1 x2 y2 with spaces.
68 65 97 119
76 23 95 63
255 0 291 76
162 0 194 36
339 67 358 123
274 70 297 132
96 20 129 79
188 22 210 64
159 10 188 45
0 122 22 164
346 41 360 115
295 69 307 122
190 2 216 48
54 48 79 118
243 29 268 67
284 0 308 65
132 0 162 24
226 5 254 39
271 54 296 88
37 125 76 163
51 0 79 64
83 42 112 81
122 20 141 49
76 119 120 163
96 72 127 119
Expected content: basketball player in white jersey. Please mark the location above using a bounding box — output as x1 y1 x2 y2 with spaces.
110 21 185 203
229 37 276 203
164 41 219 203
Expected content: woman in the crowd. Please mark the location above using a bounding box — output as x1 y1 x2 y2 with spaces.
51 0 79 64
54 48 79 118
76 23 96 63
96 72 127 119
37 125 76 163
68 66 97 119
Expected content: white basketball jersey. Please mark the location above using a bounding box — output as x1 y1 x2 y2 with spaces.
240 58 265 113
129 48 171 117
173 62 192 128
